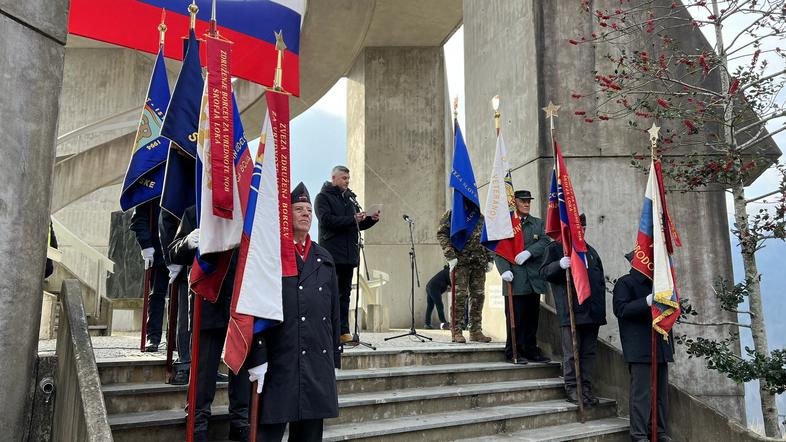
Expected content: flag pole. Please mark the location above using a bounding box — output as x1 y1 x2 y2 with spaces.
165 278 178 383
544 101 585 423
185 2 200 439
647 123 660 442
492 95 520 364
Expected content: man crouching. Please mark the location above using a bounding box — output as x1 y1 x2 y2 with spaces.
247 182 342 441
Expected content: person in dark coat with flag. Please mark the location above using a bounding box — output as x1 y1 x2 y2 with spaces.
169 206 250 442
539 214 606 405
246 182 341 441
613 253 676 442
129 199 169 352
159 209 192 384
495 190 551 364
314 165 379 344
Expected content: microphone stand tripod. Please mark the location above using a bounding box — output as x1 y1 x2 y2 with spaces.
386 216 432 342
346 197 376 350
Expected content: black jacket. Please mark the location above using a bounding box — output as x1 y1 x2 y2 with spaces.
540 241 607 327
613 268 675 363
246 241 341 424
130 199 164 266
168 206 237 331
158 209 183 267
314 182 378 266
426 266 451 296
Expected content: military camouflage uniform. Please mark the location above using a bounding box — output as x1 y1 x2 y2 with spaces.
437 210 494 332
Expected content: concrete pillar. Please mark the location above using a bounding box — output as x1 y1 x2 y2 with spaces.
0 1 70 438
346 47 448 329
463 0 745 421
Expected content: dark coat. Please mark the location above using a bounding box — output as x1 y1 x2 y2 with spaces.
130 199 165 266
540 241 607 327
314 182 378 266
426 266 451 296
494 215 550 296
246 241 342 424
613 269 675 363
168 206 236 331
158 209 183 266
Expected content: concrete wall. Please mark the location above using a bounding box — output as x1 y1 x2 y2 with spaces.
463 0 744 422
347 47 449 328
0 1 69 438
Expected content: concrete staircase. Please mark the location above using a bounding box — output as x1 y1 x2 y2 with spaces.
98 345 629 441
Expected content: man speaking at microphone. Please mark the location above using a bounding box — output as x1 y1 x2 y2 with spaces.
315 165 380 345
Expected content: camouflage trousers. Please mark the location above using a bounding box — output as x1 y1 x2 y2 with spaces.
451 263 486 332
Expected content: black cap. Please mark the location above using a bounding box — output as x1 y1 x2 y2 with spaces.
579 213 587 227
514 190 534 200
291 182 311 204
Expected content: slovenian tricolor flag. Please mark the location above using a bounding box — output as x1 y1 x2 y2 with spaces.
545 140 591 304
449 119 481 251
68 0 304 94
224 112 284 374
189 86 252 302
632 159 681 337
119 47 171 212
480 132 525 263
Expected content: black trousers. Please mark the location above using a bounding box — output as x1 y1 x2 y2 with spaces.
503 295 540 359
258 419 323 442
629 362 668 440
195 328 250 434
174 275 191 365
146 263 169 344
425 286 447 326
335 263 355 335
560 324 599 394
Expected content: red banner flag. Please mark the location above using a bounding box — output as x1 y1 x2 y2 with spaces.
207 35 234 219
266 91 297 277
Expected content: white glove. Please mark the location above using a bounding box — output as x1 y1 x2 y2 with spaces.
186 228 200 250
141 247 155 269
248 362 269 394
646 294 654 306
559 256 571 269
501 271 514 282
168 264 183 284
448 258 458 272
486 262 494 273
515 250 532 265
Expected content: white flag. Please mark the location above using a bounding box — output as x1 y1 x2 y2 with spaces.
196 79 243 254
483 133 515 241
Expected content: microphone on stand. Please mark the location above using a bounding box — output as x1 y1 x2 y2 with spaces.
345 188 361 211
402 214 414 223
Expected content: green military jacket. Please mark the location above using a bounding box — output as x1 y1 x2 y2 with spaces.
437 210 494 266
494 214 550 296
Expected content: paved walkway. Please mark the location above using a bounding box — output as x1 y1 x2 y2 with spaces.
38 329 504 362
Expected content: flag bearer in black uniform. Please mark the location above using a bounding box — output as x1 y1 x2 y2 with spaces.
246 182 342 442
169 206 250 442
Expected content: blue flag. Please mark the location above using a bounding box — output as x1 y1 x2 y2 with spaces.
449 119 481 250
161 29 203 158
119 49 171 212
160 31 202 219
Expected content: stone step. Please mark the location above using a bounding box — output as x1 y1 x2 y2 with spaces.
110 399 617 442
88 324 108 336
457 417 630 441
97 345 509 385
334 378 566 425
101 361 561 413
103 382 228 415
337 361 561 394
322 399 618 441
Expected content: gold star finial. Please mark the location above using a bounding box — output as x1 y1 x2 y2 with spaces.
274 30 287 51
647 123 661 143
542 101 560 119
